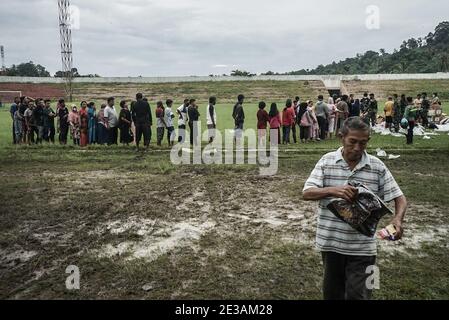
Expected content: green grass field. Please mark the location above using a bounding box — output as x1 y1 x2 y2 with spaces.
0 93 449 299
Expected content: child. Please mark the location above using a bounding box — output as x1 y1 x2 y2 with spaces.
268 103 281 145
155 101 167 146
257 101 269 147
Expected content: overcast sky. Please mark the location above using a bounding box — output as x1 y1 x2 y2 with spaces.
1 0 448 76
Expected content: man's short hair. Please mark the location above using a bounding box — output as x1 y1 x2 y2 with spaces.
259 101 266 109
237 94 244 102
209 96 216 104
58 98 65 104
184 99 189 104
166 99 173 106
295 96 300 102
189 99 196 105
107 97 115 103
318 95 324 101
120 100 127 108
136 93 143 100
340 117 370 136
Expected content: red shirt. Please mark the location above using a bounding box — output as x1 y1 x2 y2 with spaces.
269 113 281 128
288 107 296 125
257 109 270 129
282 108 294 126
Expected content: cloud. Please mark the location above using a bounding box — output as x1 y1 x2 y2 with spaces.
0 0 448 76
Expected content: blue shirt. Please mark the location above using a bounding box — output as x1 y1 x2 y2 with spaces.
10 103 18 119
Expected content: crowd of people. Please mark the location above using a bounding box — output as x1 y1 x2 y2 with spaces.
256 92 442 145
8 91 443 148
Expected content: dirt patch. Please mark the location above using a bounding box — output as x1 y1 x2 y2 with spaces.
378 203 448 256
0 248 38 269
95 218 216 261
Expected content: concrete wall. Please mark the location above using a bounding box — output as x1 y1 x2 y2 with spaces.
1 73 449 85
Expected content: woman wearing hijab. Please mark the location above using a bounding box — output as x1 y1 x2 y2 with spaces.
68 105 80 145
79 101 89 147
327 97 336 139
119 100 133 145
87 102 97 144
96 104 108 145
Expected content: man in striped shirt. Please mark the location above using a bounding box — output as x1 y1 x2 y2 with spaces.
303 117 407 300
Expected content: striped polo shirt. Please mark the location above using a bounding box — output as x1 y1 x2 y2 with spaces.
303 147 403 256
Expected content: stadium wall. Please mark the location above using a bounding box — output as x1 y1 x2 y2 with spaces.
1 73 449 85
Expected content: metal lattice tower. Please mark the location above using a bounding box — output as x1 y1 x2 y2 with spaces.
58 0 73 101
0 45 5 73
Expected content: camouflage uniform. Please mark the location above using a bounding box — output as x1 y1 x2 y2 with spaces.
392 97 401 133
367 99 378 127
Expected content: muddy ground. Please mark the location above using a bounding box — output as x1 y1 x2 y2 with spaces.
0 149 448 299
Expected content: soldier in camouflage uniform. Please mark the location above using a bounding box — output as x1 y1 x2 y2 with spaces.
421 92 430 128
360 92 371 126
367 93 378 127
392 94 401 133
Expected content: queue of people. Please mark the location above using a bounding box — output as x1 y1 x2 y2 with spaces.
8 91 442 148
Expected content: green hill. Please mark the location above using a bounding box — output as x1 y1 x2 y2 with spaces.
266 21 449 75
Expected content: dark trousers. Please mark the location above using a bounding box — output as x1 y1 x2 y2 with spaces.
135 123 151 147
421 111 429 128
28 126 38 144
43 126 55 143
407 120 415 144
167 126 175 144
317 116 327 140
157 127 165 145
12 123 16 144
189 122 196 146
282 125 290 144
59 126 68 144
178 125 186 143
369 111 377 126
291 124 297 143
299 126 309 140
322 252 376 300
108 127 118 145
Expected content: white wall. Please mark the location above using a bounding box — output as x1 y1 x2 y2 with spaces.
1 73 448 87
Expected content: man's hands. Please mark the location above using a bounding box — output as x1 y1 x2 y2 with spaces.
304 185 358 202
390 218 404 240
330 185 359 203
